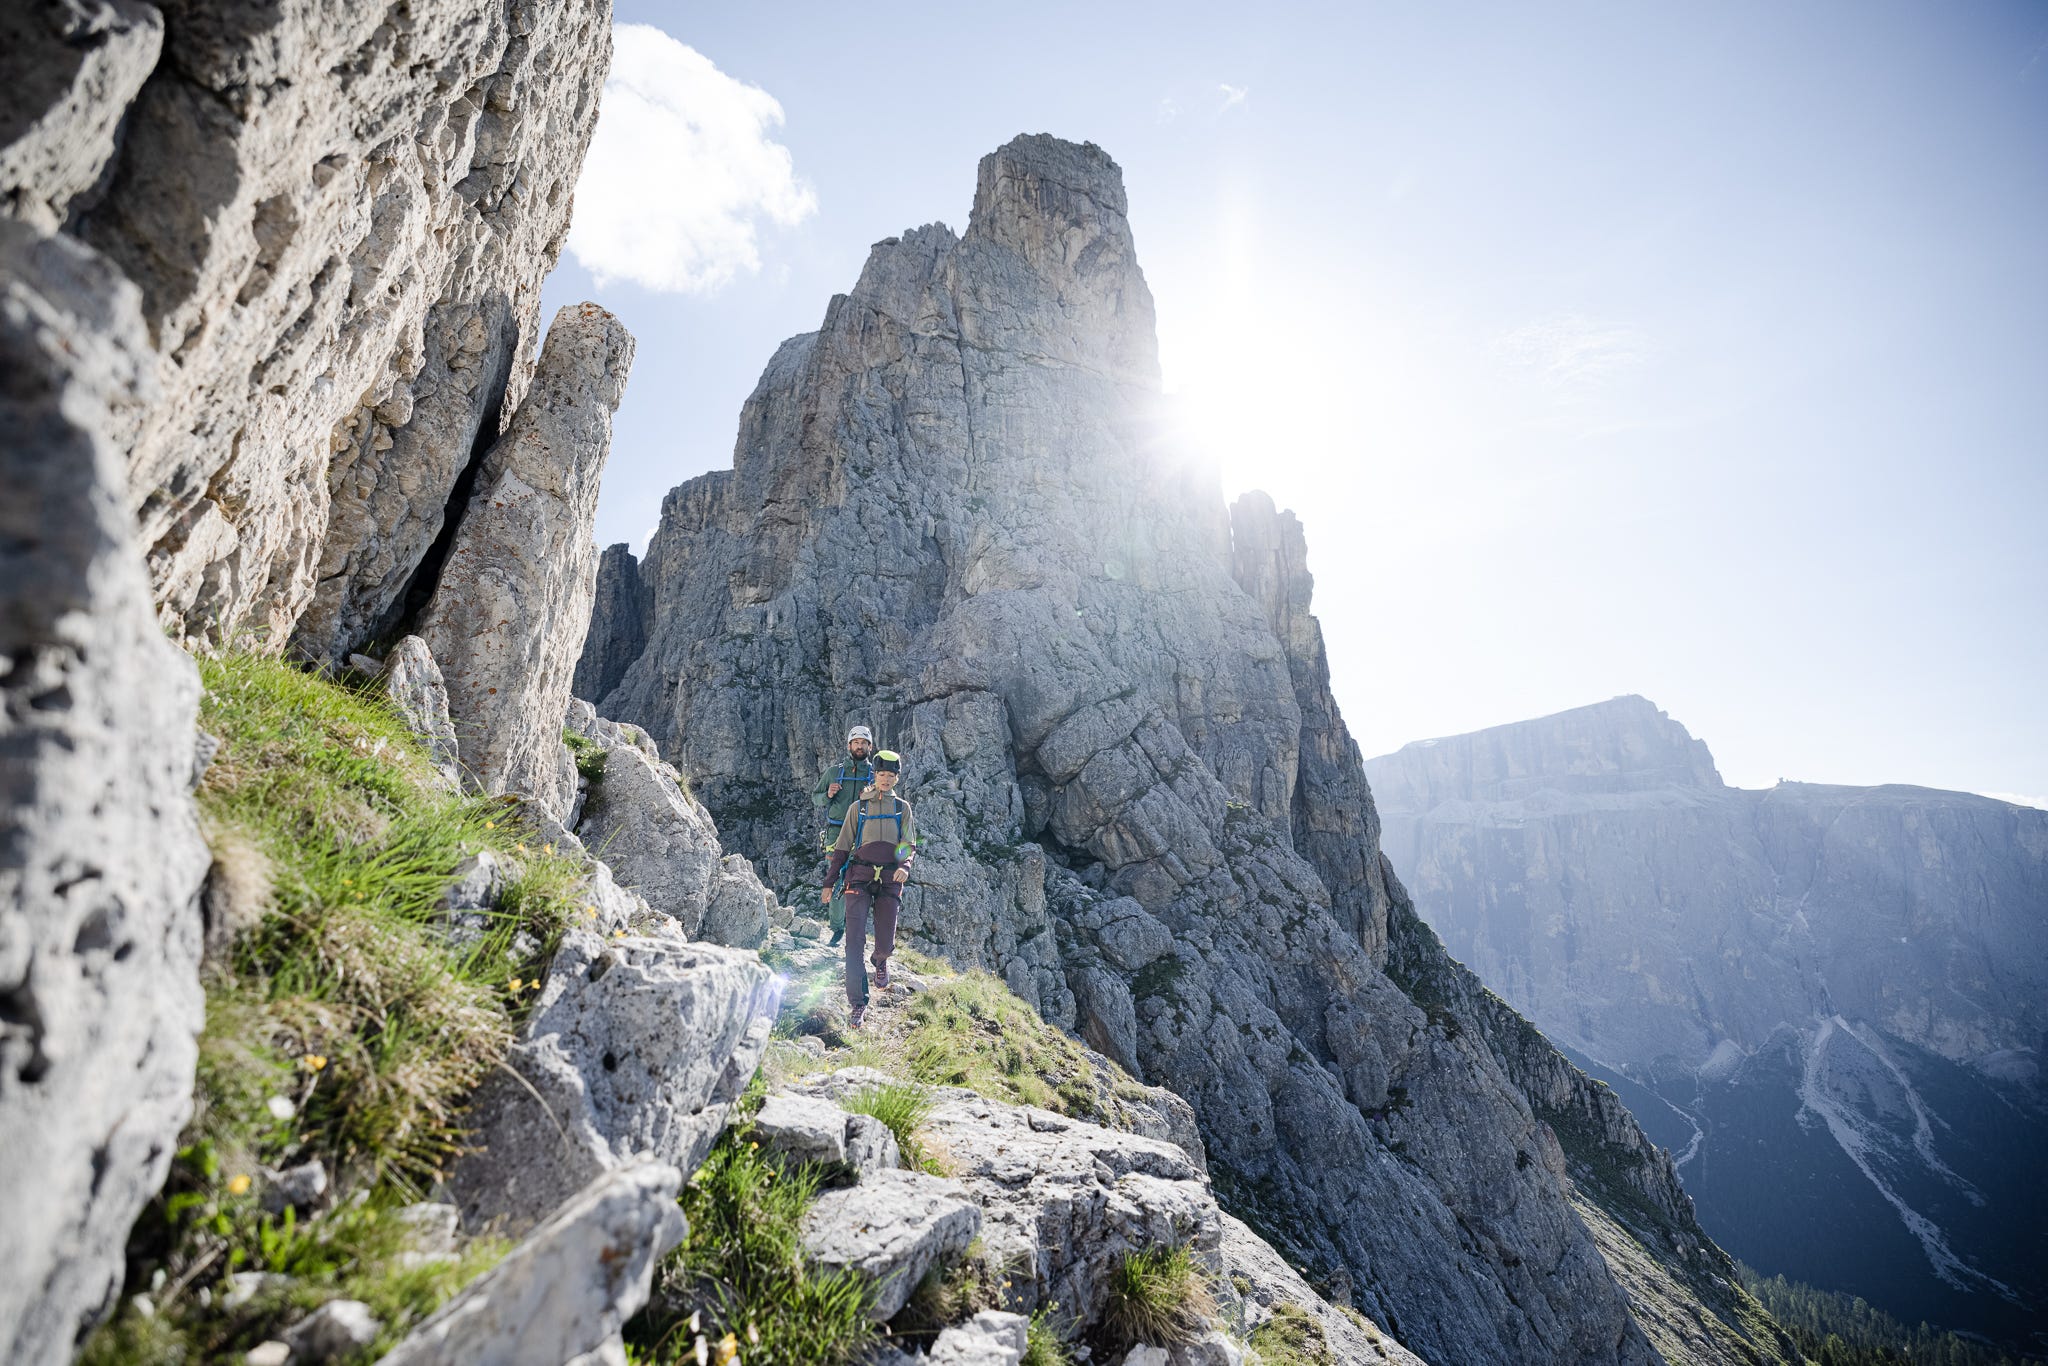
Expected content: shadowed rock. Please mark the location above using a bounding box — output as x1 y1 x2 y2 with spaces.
450 930 776 1238
0 220 209 1363
380 1159 687 1366
418 303 634 822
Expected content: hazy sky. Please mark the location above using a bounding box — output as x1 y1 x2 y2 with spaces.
539 1 2048 803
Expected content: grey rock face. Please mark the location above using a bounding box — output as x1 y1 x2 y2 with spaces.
380 1159 688 1366
381 635 462 792
67 0 608 653
573 544 652 704
0 221 210 1364
572 727 777 947
0 0 163 232
1220 1213 1424 1366
1367 697 2048 1344
1227 492 1390 959
578 136 1767 1365
916 1085 1223 1330
800 1168 983 1320
418 304 635 822
451 930 777 1238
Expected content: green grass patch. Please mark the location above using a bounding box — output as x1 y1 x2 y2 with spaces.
843 1081 947 1175
891 1237 1005 1344
1249 1302 1336 1366
628 1121 875 1366
1024 1305 1076 1366
1100 1243 1217 1350
82 1192 505 1366
901 972 1102 1116
82 650 598 1363
564 727 608 784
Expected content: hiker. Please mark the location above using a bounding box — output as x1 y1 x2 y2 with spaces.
812 725 876 944
821 750 917 1029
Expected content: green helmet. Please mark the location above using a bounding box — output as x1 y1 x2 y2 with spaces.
872 750 901 773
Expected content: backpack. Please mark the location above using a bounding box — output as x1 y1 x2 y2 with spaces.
851 795 908 853
823 758 875 828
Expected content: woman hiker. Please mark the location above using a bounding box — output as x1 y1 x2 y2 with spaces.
820 750 917 1029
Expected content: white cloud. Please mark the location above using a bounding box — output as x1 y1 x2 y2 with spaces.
635 523 658 555
567 26 817 293
1495 313 1648 387
1983 791 2048 810
1217 83 1250 113
1156 96 1180 124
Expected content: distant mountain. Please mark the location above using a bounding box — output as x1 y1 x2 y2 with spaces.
1365 698 2048 1351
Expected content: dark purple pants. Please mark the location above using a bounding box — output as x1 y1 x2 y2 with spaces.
843 877 900 1008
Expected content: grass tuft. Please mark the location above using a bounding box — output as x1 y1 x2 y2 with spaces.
1249 1301 1336 1366
842 1081 946 1174
891 1237 1004 1342
629 1121 875 1366
1024 1305 1076 1366
900 972 1102 1116
82 651 596 1363
1101 1243 1217 1350
564 728 607 784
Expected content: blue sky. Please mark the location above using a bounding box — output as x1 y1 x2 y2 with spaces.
540 1 2048 802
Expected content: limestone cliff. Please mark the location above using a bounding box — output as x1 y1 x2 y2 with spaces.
580 134 1791 1366
1367 697 2048 1346
5 0 612 657
1 4 625 1355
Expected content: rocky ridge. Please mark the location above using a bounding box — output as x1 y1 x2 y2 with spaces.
579 133 1792 1366
1366 697 2048 1345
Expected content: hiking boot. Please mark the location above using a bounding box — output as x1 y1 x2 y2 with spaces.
828 927 843 947
848 1005 866 1031
873 961 890 990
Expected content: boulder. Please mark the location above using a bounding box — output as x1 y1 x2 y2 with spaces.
574 739 775 947
909 1084 1221 1330
418 303 635 824
751 1093 900 1183
450 931 777 1237
381 636 461 792
281 1298 381 1362
0 220 210 1363
379 1159 687 1366
928 1310 1030 1366
260 1158 328 1215
800 1168 981 1321
1167 1332 1243 1366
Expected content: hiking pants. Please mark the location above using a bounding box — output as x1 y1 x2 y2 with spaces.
843 876 901 1008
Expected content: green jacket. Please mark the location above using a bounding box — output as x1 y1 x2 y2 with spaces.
811 753 875 830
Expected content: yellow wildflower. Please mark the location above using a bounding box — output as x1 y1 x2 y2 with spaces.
484 820 496 830
226 1174 252 1196
713 1333 738 1366
301 1054 328 1073
515 842 528 854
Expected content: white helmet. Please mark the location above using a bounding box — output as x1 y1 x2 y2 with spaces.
847 725 874 745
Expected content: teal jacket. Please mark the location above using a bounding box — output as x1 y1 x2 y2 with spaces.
811 753 875 830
